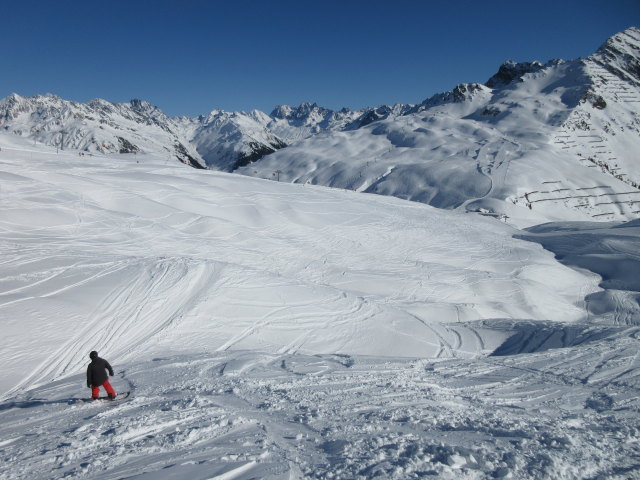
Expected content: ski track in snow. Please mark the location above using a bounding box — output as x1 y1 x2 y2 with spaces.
0 342 638 480
1 135 639 479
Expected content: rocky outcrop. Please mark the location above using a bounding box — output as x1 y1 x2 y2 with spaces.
485 60 547 88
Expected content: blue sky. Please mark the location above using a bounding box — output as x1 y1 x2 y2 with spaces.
1 0 637 116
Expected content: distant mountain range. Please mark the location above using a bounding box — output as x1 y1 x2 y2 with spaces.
1 27 639 223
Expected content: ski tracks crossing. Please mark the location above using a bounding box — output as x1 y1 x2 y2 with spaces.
14 256 225 395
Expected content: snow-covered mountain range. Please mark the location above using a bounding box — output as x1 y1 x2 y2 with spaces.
238 27 640 225
0 95 206 169
1 27 638 225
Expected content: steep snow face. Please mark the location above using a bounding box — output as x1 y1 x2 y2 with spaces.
236 63 604 225
176 110 288 171
552 27 640 198
0 94 205 168
238 28 640 227
592 26 640 85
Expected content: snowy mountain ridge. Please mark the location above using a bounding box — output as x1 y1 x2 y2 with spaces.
0 93 205 169
238 27 640 226
0 27 639 226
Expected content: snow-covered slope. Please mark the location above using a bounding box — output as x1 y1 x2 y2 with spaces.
0 132 603 399
3 131 640 476
0 134 639 479
237 27 640 227
3 334 639 480
0 94 205 168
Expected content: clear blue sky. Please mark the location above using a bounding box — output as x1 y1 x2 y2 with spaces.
1 0 637 116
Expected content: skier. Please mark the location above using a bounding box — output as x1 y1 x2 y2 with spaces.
86 351 117 400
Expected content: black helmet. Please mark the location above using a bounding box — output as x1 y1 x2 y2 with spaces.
89 351 98 359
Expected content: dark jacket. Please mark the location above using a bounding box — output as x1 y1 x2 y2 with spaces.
87 357 114 387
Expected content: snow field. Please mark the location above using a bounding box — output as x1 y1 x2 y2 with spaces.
1 134 639 479
0 135 601 398
1 339 638 479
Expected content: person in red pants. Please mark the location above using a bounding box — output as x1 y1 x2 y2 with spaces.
86 351 117 400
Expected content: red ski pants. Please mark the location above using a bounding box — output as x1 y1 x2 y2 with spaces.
91 379 116 399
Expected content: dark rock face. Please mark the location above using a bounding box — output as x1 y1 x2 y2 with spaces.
235 136 288 169
482 106 501 116
234 143 282 169
414 83 487 111
591 94 607 110
174 142 205 169
355 106 394 128
485 61 546 88
451 84 483 101
117 136 140 154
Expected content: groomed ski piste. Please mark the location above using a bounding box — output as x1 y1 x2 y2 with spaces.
0 134 638 479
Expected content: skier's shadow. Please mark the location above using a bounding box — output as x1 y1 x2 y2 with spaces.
0 398 78 411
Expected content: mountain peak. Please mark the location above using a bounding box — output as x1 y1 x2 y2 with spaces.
88 97 112 107
31 93 63 102
271 102 333 120
129 98 164 117
597 26 640 54
270 105 293 119
485 60 546 88
419 83 489 109
291 102 323 118
1 93 25 107
592 26 640 84
130 98 152 109
298 101 319 110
